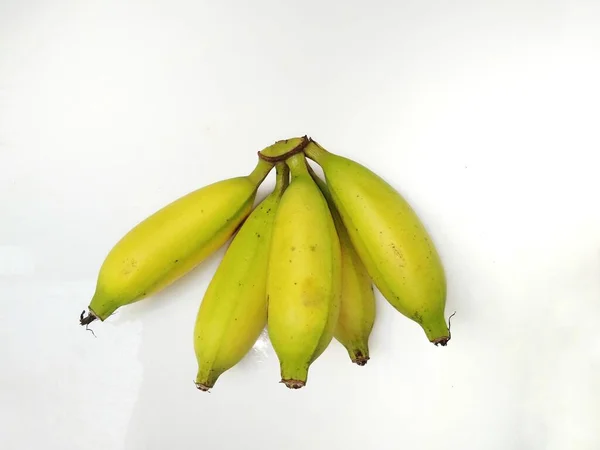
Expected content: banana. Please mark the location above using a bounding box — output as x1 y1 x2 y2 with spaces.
267 153 341 389
80 138 306 325
304 140 450 345
308 165 376 365
194 163 289 391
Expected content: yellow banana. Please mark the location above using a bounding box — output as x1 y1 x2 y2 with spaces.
304 140 450 345
80 138 306 325
308 165 375 365
194 163 289 391
267 153 341 389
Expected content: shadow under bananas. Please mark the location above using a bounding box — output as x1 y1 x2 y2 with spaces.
119 240 228 449
119 196 278 449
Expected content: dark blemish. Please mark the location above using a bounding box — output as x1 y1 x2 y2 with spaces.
256 233 261 238
174 259 179 263
390 243 403 264
291 246 296 251
289 259 292 263
310 245 317 252
201 209 204 213
294 282 297 285
413 311 423 324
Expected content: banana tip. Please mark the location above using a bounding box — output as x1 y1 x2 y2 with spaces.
432 336 450 346
195 382 211 392
281 379 305 389
353 356 370 366
79 309 97 326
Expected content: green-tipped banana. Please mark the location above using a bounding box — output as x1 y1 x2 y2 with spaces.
193 163 289 391
267 153 341 388
80 139 305 325
305 140 450 345
308 165 375 365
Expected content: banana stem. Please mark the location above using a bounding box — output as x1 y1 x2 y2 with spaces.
259 136 309 163
285 153 310 178
306 163 347 229
303 139 331 164
274 162 290 193
305 162 321 184
247 158 274 186
306 164 331 201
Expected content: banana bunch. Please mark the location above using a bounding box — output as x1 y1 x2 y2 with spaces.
80 135 452 390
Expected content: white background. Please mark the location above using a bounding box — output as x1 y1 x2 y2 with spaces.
1 1 600 449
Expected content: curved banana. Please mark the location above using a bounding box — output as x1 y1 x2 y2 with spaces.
194 163 289 391
308 165 375 365
267 153 341 389
80 138 305 325
304 140 450 345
